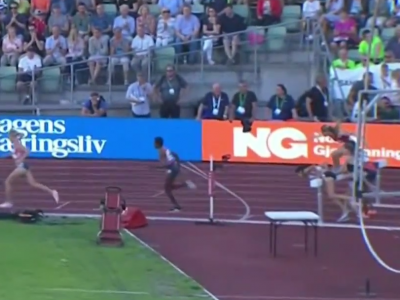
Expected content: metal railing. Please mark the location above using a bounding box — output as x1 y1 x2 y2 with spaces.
0 19 324 109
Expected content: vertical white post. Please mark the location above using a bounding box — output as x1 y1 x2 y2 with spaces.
208 155 214 221
317 186 323 224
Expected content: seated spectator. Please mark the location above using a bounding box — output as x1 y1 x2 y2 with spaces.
30 10 47 37
380 63 391 89
77 0 95 14
126 72 153 118
31 0 51 15
377 97 400 121
349 0 366 26
17 0 30 15
267 84 297 121
1 26 23 66
158 0 182 17
354 56 374 68
386 0 400 27
118 0 143 18
174 5 200 64
131 25 154 73
389 69 400 105
23 22 45 57
91 4 112 42
154 65 187 119
219 5 246 64
114 4 136 42
347 72 376 109
109 27 130 85
384 50 395 63
385 25 400 60
330 11 358 51
81 92 108 117
229 80 258 122
48 4 70 36
302 0 321 41
43 26 68 66
66 26 85 85
4 2 28 38
51 0 74 15
196 83 229 120
137 5 156 37
155 8 176 47
73 3 91 42
202 7 220 65
358 29 384 63
320 0 344 34
16 47 42 104
88 27 109 84
256 0 282 26
366 0 388 28
331 48 356 69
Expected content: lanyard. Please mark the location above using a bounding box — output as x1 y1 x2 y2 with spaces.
316 85 327 102
239 93 247 107
275 96 285 109
212 95 221 109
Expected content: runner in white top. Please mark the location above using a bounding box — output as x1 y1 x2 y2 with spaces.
154 136 196 212
0 129 59 208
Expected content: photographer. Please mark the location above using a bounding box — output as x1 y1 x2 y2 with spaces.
81 92 108 117
229 80 258 122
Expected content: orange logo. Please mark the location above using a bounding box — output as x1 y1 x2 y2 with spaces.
201 121 400 167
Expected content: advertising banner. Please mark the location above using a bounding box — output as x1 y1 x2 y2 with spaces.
201 121 400 167
0 117 202 160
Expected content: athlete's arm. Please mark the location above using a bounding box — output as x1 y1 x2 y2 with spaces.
171 152 180 164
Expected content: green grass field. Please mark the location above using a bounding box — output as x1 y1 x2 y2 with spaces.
0 220 210 300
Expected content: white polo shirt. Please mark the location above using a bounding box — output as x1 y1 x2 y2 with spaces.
18 55 42 72
126 81 153 116
131 34 154 56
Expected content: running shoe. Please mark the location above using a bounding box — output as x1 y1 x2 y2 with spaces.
337 211 350 223
52 190 59 203
169 207 182 212
0 202 13 208
185 180 197 189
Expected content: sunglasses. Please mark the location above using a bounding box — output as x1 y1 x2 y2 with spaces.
162 10 170 13
10 6 17 9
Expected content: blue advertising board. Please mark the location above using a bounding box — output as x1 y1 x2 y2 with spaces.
0 117 202 160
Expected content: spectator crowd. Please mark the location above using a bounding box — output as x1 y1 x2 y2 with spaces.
0 0 399 122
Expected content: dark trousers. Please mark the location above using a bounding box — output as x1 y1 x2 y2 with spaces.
256 15 280 27
132 112 151 118
160 101 180 118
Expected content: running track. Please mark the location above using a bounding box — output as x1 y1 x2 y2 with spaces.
1 159 399 226
1 159 400 299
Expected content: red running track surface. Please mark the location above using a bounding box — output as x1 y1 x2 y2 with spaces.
0 159 399 227
0 159 400 299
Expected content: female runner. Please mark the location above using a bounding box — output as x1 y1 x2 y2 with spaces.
154 137 196 212
321 122 357 170
0 129 59 208
323 141 376 222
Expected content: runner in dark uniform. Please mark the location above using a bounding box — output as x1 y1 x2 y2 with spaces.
154 137 196 212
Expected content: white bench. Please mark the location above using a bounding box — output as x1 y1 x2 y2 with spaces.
264 211 320 257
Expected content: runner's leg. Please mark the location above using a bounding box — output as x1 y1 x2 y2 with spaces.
26 171 59 203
